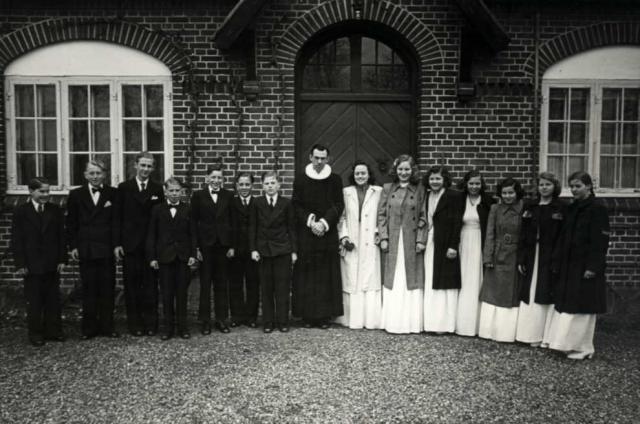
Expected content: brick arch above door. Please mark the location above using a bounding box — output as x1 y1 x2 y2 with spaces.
0 18 191 74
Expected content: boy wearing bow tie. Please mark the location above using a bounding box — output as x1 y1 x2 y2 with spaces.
113 152 164 336
11 177 66 346
190 164 234 334
66 160 119 339
147 177 197 340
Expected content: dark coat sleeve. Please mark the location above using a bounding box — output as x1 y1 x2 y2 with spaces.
287 200 298 253
448 190 464 251
586 204 610 275
190 191 201 249
292 177 312 226
10 206 26 270
56 206 67 265
66 190 79 252
320 174 344 229
248 201 258 253
146 206 159 262
483 204 498 265
112 182 124 247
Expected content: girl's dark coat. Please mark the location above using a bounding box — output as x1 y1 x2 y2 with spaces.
425 188 464 290
517 197 567 304
551 195 610 314
475 193 496 248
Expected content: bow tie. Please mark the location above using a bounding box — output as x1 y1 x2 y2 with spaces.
210 190 220 195
91 187 102 194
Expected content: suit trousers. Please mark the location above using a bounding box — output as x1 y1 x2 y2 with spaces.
123 249 158 333
259 254 292 326
24 272 63 339
199 245 230 323
230 254 259 323
159 260 190 334
79 257 115 336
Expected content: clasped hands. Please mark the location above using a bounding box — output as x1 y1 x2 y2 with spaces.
310 219 326 237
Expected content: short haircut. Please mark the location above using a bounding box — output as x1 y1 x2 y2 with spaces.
389 154 420 185
424 165 452 188
236 172 254 184
164 176 183 188
496 177 524 200
261 170 280 183
348 160 376 186
135 151 155 164
86 159 107 172
567 170 595 196
207 163 224 175
537 171 561 198
310 144 330 155
28 177 50 191
457 169 487 195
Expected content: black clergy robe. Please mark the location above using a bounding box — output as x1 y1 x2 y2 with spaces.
292 165 344 320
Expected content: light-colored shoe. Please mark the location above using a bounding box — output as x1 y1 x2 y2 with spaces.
530 342 541 348
540 342 549 349
567 351 594 360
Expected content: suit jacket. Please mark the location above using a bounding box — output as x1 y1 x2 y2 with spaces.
66 185 117 260
113 178 164 253
190 188 233 249
231 195 253 256
11 202 66 274
249 195 297 257
146 202 197 264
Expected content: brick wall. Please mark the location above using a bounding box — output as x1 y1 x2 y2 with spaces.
0 0 638 298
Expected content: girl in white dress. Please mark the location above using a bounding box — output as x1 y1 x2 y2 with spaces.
336 161 383 329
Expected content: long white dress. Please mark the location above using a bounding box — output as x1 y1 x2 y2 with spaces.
515 243 554 344
455 198 483 336
543 310 596 354
381 231 424 334
423 190 458 333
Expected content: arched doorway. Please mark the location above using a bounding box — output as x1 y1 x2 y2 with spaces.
296 23 418 184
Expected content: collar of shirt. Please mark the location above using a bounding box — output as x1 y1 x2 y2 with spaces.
267 194 278 205
240 195 251 205
31 199 43 211
136 177 149 190
89 184 103 193
167 200 180 207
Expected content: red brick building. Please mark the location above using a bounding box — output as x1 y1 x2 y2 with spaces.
0 0 638 308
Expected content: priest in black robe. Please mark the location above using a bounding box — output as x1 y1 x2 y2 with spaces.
292 144 344 328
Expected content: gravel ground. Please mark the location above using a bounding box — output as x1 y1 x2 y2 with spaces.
0 316 639 424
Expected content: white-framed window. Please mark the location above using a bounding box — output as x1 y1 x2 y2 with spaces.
5 41 173 193
540 46 640 196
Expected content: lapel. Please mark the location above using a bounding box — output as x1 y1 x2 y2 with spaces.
131 179 150 204
25 203 42 231
390 183 408 206
40 203 53 233
433 189 449 216
345 186 357 213
362 186 375 209
262 196 283 224
80 185 96 212
93 187 109 216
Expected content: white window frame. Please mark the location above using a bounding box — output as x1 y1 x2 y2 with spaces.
6 76 172 194
541 79 640 197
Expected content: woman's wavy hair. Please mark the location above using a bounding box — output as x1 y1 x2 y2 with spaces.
537 171 561 198
423 165 452 189
457 169 487 195
567 170 595 196
496 177 524 200
389 154 420 185
348 160 376 186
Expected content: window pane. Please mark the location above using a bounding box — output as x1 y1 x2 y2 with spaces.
38 120 57 151
602 88 621 121
123 85 142 117
303 66 322 89
378 42 392 64
362 65 376 90
124 154 138 180
547 122 564 153
151 155 164 183
16 120 35 151
569 123 587 153
570 88 589 120
378 66 394 90
393 66 409 92
40 154 58 185
94 154 111 178
70 120 89 151
335 37 350 64
599 156 615 188
147 120 164 151
569 156 586 174
327 66 350 89
600 122 617 154
316 42 333 64
91 85 110 118
547 156 565 184
70 154 89 186
548 88 566 120
93 121 110 152
36 85 56 117
621 157 638 188
145 85 163 117
362 37 376 64
624 89 640 121
15 85 34 117
69 86 88 118
17 154 36 184
622 123 638 155
124 120 142 151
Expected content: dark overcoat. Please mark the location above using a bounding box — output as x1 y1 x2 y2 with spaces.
517 197 567 304
425 188 464 290
475 193 496 248
551 195 609 314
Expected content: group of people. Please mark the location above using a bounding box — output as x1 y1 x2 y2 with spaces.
11 145 609 360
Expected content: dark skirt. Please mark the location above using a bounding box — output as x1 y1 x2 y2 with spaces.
292 252 343 319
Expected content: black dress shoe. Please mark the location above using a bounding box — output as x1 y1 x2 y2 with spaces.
146 330 156 337
215 321 230 334
160 333 173 341
132 330 144 337
319 322 330 330
201 323 211 335
263 324 274 334
279 326 289 333
46 334 66 342
230 321 239 328
80 334 95 341
303 321 313 329
29 338 45 347
180 332 191 339
247 321 257 328
105 331 120 338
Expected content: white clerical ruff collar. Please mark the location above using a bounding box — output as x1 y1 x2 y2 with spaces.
305 163 332 180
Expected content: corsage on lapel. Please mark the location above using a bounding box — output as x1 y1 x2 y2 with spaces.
551 212 563 220
522 210 533 218
104 200 112 208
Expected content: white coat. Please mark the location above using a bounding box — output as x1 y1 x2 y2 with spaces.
337 185 382 293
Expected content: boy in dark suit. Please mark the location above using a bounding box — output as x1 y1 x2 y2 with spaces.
250 171 297 333
66 159 119 339
190 164 234 334
146 177 197 340
230 173 259 328
113 151 164 336
11 177 66 346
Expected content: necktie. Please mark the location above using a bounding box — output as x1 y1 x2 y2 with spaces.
243 198 248 207
37 204 44 213
269 197 274 208
140 182 146 192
